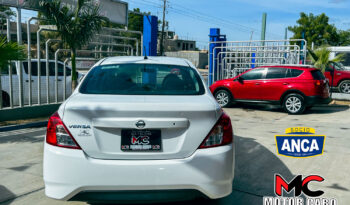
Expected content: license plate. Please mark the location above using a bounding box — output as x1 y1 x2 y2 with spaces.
121 129 161 151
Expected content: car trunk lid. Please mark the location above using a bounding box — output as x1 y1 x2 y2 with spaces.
62 94 221 160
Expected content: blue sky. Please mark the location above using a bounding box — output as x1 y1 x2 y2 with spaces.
13 0 350 49
127 0 350 49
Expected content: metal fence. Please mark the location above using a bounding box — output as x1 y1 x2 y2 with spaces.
209 39 307 85
0 19 142 110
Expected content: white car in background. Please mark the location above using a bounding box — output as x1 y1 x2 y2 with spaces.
44 56 235 203
1 60 82 107
329 46 350 70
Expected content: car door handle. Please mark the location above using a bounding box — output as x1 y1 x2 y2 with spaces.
255 83 260 85
336 73 341 76
57 79 62 82
283 83 289 85
25 80 34 82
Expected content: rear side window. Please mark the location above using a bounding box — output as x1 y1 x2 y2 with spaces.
311 70 325 80
79 64 205 95
0 62 17 75
240 68 265 80
23 62 46 76
23 62 71 76
266 68 287 79
286 69 303 78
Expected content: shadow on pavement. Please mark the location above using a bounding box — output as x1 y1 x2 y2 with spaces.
0 130 44 144
88 135 296 205
304 105 349 114
231 103 349 115
0 185 15 204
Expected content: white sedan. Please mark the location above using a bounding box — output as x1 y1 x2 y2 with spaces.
43 56 235 203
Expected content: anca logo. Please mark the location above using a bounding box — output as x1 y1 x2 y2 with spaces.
263 174 337 205
275 127 325 158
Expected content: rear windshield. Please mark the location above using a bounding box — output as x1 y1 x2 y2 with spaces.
311 70 325 80
79 64 205 95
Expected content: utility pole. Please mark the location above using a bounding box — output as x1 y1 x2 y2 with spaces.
261 12 267 46
160 0 167 56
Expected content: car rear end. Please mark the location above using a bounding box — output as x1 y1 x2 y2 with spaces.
304 69 332 105
43 57 235 202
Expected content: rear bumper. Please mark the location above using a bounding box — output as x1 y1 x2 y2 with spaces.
305 96 332 106
43 143 234 201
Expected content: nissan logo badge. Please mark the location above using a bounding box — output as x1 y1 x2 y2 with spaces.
135 120 146 129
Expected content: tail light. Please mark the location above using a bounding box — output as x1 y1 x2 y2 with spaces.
315 80 322 86
46 112 81 149
199 112 233 149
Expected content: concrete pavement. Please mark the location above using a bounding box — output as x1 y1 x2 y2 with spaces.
332 93 350 101
0 105 349 204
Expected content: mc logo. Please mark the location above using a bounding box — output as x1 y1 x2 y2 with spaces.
275 174 324 197
275 127 326 158
131 136 150 145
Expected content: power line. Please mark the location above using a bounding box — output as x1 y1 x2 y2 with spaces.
128 0 284 39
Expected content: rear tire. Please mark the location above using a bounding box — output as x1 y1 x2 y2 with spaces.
214 89 233 108
338 80 350 94
282 93 306 114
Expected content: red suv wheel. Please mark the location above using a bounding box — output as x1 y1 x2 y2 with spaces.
282 93 306 114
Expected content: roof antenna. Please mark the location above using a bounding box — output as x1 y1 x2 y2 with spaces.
143 45 148 60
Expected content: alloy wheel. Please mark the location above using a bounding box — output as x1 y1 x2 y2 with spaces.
285 96 302 113
340 82 350 93
216 91 229 107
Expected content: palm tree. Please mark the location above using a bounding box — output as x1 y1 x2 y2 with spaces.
309 47 344 73
36 0 107 90
0 36 26 107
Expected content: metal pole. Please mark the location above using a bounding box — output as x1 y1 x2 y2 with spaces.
102 27 143 56
16 7 24 107
95 34 139 56
261 13 267 45
27 17 45 106
89 42 133 54
160 0 167 56
46 39 61 104
37 28 57 105
63 59 69 100
0 12 11 109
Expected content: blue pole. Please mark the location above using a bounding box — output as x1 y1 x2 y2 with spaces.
143 15 158 56
208 28 226 86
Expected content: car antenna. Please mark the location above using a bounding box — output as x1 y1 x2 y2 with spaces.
143 46 148 60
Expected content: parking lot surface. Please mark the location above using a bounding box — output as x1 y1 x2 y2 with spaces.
0 104 349 205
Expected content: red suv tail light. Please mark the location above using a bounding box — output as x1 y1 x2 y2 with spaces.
199 112 233 149
46 112 81 149
315 80 322 86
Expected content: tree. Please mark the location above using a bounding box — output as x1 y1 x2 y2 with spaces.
288 13 340 47
338 29 350 46
0 36 26 107
36 0 107 90
0 6 15 37
309 47 344 73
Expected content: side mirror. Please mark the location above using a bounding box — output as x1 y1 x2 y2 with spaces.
235 76 244 83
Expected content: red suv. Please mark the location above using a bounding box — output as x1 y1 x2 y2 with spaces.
210 66 331 114
325 62 350 94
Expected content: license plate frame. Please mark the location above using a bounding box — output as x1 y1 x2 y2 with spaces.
121 129 161 151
